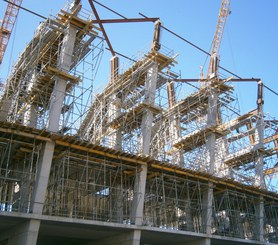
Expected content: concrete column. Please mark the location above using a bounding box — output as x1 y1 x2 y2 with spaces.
203 90 215 237
254 196 264 242
254 109 264 188
214 137 230 177
48 24 77 132
31 141 55 214
110 56 119 84
23 72 38 128
140 63 158 155
168 81 184 165
206 89 218 174
170 122 184 165
0 98 12 121
254 81 265 242
202 184 213 234
112 185 124 223
107 94 122 150
23 104 38 128
107 56 122 149
185 185 194 232
254 110 264 186
184 200 194 231
132 63 158 227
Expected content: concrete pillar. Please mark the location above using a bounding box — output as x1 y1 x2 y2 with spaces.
23 104 38 128
113 185 124 223
214 137 230 177
31 141 55 214
48 24 77 132
107 94 122 150
254 196 264 242
110 56 119 84
254 82 264 188
132 63 158 227
151 20 161 52
254 81 265 242
254 109 264 188
204 89 216 236
185 186 194 232
168 81 184 165
202 184 213 235
0 98 11 121
206 89 218 174
107 56 122 149
23 71 38 128
140 63 158 155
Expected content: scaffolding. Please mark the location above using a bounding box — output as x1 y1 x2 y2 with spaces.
0 3 104 134
0 2 278 244
0 120 278 242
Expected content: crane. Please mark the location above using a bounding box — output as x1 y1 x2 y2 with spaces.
207 0 230 78
0 0 23 64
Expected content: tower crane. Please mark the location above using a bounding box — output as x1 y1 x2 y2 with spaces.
0 0 23 64
207 0 230 78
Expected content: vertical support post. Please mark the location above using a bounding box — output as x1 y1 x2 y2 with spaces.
206 89 218 174
254 80 265 242
203 86 218 236
48 24 77 132
185 181 194 231
151 20 161 52
0 98 12 121
110 55 119 84
107 94 122 149
23 72 38 127
255 196 264 242
31 141 55 214
254 80 265 187
208 54 219 79
107 56 122 150
167 81 184 165
202 183 213 235
24 104 38 128
132 63 158 226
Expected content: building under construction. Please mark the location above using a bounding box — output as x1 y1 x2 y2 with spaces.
0 1 278 245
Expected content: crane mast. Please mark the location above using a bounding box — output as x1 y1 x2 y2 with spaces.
207 0 230 78
0 0 23 64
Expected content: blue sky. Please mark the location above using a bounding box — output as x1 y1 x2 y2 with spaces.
0 0 277 118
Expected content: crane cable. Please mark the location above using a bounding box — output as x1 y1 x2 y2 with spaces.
2 0 47 19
